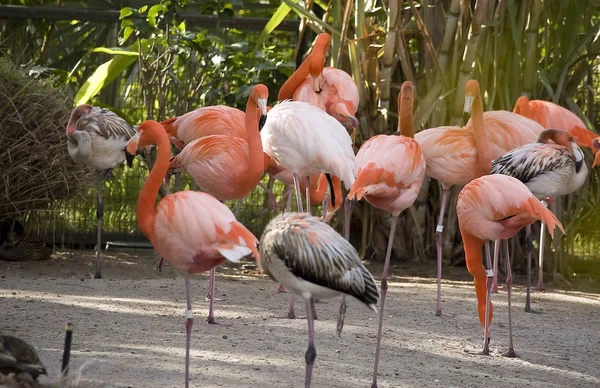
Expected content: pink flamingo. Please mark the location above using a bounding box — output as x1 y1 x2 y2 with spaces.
348 81 425 387
163 85 267 324
491 129 587 311
66 104 136 279
125 119 258 388
457 174 563 356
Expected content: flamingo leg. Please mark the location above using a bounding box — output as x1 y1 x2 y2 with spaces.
206 268 229 326
156 175 170 273
480 241 493 355
336 198 354 336
524 225 534 312
285 186 293 213
233 198 243 218
258 181 278 213
92 173 106 279
435 187 450 317
371 216 398 388
293 174 304 213
503 239 517 357
491 240 500 293
536 201 547 291
304 298 317 388
305 176 311 216
184 271 193 388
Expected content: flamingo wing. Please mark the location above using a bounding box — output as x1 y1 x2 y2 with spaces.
322 67 359 113
261 100 356 188
491 143 572 184
78 107 135 140
260 213 379 309
172 106 246 145
153 191 259 273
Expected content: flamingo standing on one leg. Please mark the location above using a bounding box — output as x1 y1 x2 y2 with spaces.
125 120 259 388
66 105 136 279
457 174 564 356
348 81 425 388
259 212 379 388
512 95 598 291
414 80 493 317
163 85 268 325
491 129 587 312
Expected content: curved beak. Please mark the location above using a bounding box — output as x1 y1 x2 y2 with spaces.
312 74 322 92
463 95 475 125
167 156 185 175
126 131 141 158
257 98 268 130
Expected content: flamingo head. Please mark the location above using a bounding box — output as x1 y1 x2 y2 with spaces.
126 120 162 155
308 33 330 93
167 155 185 175
66 104 93 137
463 80 480 124
251 84 269 124
538 129 583 168
513 95 531 117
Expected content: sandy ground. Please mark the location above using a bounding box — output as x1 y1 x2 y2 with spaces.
1 249 599 388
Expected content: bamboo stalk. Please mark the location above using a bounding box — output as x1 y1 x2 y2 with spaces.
522 0 542 96
438 0 461 72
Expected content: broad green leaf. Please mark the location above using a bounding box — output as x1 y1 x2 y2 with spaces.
91 47 140 56
282 0 340 36
119 7 133 20
74 55 138 106
256 2 293 48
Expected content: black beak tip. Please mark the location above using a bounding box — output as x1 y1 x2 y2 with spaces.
259 114 267 131
462 112 470 126
125 151 135 168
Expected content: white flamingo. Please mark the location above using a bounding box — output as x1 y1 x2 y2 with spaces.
66 104 136 278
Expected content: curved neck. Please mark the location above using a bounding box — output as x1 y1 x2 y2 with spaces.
398 93 414 138
278 61 310 100
245 97 265 180
68 131 92 164
461 230 488 333
471 91 492 176
137 130 170 242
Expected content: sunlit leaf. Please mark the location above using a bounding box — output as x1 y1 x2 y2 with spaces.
256 1 293 48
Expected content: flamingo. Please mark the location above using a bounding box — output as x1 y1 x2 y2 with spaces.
125 120 258 388
457 174 564 356
348 81 425 387
513 96 598 152
259 212 379 388
512 95 598 291
414 80 493 317
491 129 587 312
163 84 267 325
66 104 136 279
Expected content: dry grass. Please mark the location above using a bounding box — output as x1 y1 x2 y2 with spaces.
0 59 93 223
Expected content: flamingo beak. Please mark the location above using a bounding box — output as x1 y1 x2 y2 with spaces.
463 95 475 125
312 74 322 93
257 98 268 130
126 131 141 157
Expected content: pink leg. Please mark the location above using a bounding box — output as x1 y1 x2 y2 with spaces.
305 175 311 216
536 217 546 291
184 271 193 388
435 187 450 317
336 198 354 336
524 225 534 312
491 240 500 293
285 187 293 213
156 175 170 273
258 182 278 213
371 216 398 388
304 298 317 388
278 284 288 293
293 174 304 213
503 239 517 357
479 241 493 356
206 268 230 326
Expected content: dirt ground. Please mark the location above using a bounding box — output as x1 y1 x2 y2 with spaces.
1 249 599 388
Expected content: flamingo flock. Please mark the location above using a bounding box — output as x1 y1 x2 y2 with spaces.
63 32 599 388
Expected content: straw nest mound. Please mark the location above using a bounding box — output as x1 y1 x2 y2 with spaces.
0 59 94 223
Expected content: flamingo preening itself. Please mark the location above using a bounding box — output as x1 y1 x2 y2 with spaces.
259 212 379 388
491 129 587 311
348 81 425 387
457 174 564 356
126 120 259 388
66 104 136 279
162 85 267 325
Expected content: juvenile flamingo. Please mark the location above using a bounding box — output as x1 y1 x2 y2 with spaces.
125 120 259 388
491 129 587 311
259 212 379 388
457 174 563 356
164 85 267 324
414 80 492 317
66 104 136 279
348 81 425 387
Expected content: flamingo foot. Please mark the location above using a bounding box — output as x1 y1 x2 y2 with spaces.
206 316 231 326
205 295 225 302
278 284 289 294
503 348 517 358
90 272 102 279
535 283 545 291
435 310 449 318
156 257 165 272
473 337 491 356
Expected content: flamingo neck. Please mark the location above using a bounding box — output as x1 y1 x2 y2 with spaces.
137 129 170 242
513 96 532 118
461 230 491 333
398 94 414 138
245 97 265 181
278 61 310 101
471 91 492 176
